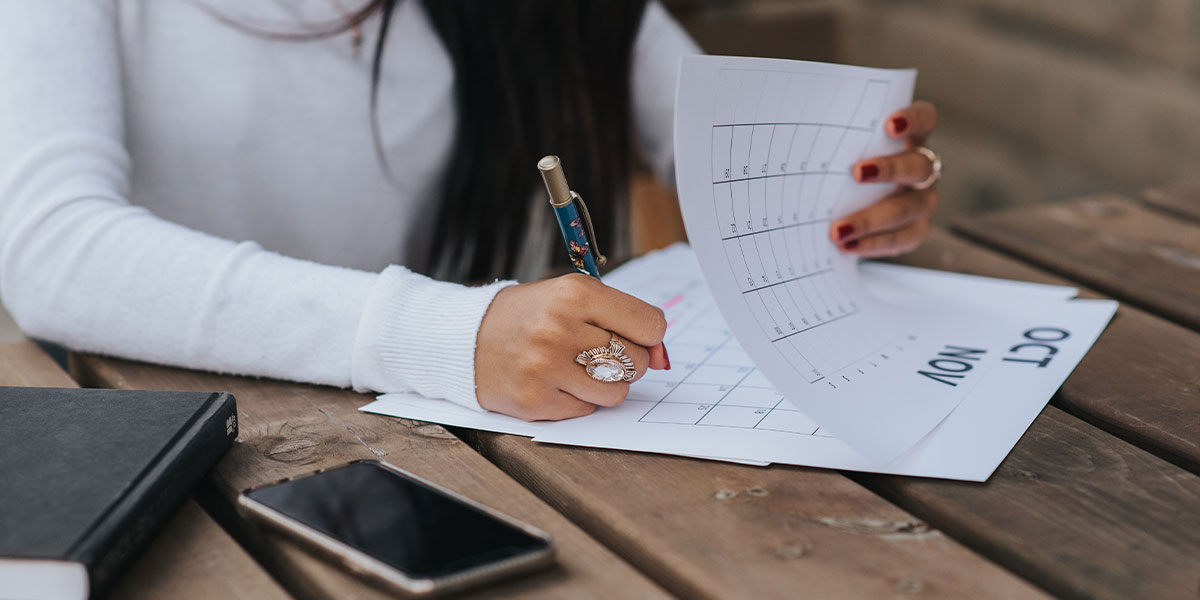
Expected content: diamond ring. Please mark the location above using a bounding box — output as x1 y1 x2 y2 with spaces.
576 335 637 383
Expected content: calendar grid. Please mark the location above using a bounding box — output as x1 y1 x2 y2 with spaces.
714 171 851 185
707 66 894 384
633 302 825 437
713 121 874 132
721 218 830 241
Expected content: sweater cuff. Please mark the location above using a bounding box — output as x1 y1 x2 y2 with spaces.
351 266 516 410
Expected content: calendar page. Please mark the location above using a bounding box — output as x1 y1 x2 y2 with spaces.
675 55 1012 461
362 244 1115 481
535 245 1113 480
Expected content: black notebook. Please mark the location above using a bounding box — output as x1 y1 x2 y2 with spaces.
0 387 237 599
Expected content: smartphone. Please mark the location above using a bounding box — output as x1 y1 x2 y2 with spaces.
237 460 555 597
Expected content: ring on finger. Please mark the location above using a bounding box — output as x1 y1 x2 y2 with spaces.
576 334 637 383
910 146 942 191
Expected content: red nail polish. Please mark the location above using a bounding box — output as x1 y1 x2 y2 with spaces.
859 164 879 182
663 345 671 370
836 223 855 241
844 239 860 251
892 115 909 134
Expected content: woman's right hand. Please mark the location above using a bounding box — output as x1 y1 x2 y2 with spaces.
475 273 669 421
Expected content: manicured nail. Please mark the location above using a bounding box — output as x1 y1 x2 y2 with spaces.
835 223 855 241
859 163 879 182
843 239 860 251
891 115 909 135
663 345 671 370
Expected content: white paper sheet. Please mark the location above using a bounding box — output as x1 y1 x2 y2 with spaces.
362 390 771 466
674 55 1060 461
859 262 1079 307
362 244 1115 481
531 245 1115 480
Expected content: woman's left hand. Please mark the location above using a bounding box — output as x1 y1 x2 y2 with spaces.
829 101 940 257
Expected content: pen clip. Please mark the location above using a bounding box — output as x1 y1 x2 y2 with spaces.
571 191 607 267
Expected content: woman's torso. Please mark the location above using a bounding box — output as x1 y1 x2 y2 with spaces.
117 0 454 272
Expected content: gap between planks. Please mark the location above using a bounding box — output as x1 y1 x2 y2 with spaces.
69 354 672 600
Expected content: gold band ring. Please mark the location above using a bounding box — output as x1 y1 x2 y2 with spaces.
911 146 942 191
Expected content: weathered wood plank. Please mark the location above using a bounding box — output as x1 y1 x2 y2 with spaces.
857 408 1200 600
107 500 292 600
893 229 1200 473
0 341 87 388
856 230 1200 599
457 432 1047 599
954 195 1200 332
1142 181 1200 224
70 355 669 600
0 342 290 600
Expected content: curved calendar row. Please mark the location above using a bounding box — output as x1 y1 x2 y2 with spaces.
704 68 896 385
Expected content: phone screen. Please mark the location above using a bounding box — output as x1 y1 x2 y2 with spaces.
246 461 551 579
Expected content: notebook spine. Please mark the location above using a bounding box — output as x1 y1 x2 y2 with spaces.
80 392 238 594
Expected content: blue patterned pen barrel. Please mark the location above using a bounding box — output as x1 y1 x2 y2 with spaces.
539 155 605 278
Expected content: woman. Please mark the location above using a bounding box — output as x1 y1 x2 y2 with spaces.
0 1 939 421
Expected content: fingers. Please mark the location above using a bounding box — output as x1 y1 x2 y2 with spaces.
562 330 650 408
648 342 669 371
830 188 937 245
558 274 668 347
852 148 934 186
886 100 938 143
520 391 597 422
840 215 932 258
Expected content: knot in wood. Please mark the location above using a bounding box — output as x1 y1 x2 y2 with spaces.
714 489 738 500
815 516 934 539
264 437 318 462
893 576 924 594
413 424 455 439
774 542 811 560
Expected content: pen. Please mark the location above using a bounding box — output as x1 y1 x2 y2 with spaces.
538 155 670 369
538 155 606 279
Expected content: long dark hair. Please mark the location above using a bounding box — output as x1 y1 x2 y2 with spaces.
205 0 648 281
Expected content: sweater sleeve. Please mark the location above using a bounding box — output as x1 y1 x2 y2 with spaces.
630 0 703 185
0 1 508 409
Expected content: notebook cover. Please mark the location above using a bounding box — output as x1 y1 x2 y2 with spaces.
0 387 237 595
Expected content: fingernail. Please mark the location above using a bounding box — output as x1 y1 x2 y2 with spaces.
843 239 860 251
859 163 879 182
891 115 909 134
663 345 671 370
835 223 855 241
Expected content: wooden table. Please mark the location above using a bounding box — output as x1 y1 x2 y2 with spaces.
17 187 1197 598
0 342 289 599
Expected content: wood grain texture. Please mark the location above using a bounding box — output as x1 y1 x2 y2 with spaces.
0 342 289 600
107 501 292 600
1142 180 1200 223
954 195 1200 332
70 355 669 600
894 229 1200 473
857 408 1200 600
459 431 1047 599
0 341 84 388
863 230 1200 599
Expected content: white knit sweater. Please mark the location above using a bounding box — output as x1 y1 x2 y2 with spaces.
0 1 697 408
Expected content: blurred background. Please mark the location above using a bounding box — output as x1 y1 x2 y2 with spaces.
3 0 1197 343
661 0 1200 217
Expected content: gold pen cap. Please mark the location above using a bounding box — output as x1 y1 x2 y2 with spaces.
538 155 573 208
